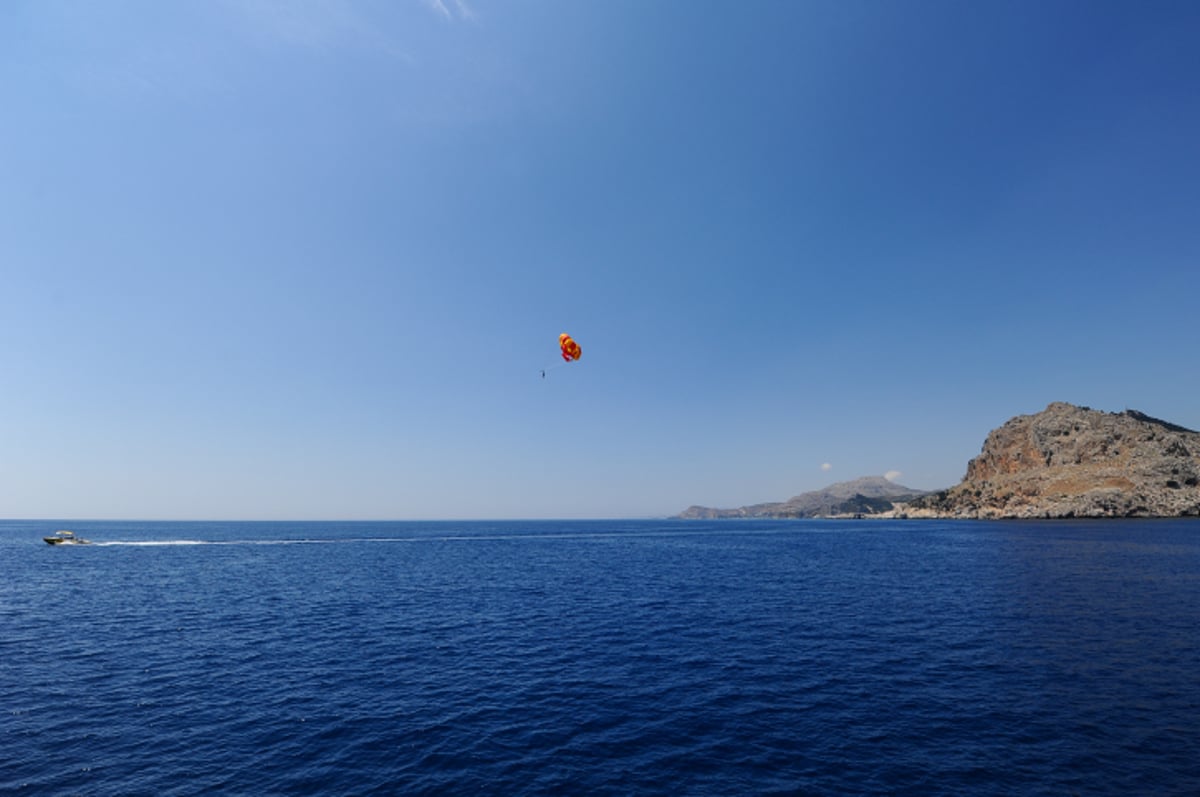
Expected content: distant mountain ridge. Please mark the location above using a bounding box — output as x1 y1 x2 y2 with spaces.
677 476 931 519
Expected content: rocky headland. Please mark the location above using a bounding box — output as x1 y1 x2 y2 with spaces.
677 402 1200 520
907 402 1200 519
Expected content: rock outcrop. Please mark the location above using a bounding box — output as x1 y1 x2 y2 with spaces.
678 476 930 519
909 402 1200 518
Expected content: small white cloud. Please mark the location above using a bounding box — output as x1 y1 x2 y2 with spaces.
422 0 475 21
453 0 477 21
233 0 414 60
422 0 451 18
820 463 832 472
884 470 902 482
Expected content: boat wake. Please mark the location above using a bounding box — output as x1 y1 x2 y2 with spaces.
79 526 776 548
94 540 215 546
93 539 334 546
89 531 700 547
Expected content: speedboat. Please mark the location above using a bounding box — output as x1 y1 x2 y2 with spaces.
43 530 90 545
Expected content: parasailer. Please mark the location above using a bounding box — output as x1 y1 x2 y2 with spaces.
559 333 581 362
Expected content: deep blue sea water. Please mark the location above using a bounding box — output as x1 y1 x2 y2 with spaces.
3 518 1199 795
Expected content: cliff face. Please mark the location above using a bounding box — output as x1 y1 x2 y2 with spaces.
679 476 929 519
911 402 1200 518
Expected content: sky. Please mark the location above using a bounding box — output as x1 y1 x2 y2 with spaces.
3 0 1199 520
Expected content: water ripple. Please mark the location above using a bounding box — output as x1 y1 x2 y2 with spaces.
3 519 1200 794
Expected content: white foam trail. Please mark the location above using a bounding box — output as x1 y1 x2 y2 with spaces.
95 539 370 546
94 540 213 546
93 534 637 546
87 527 795 547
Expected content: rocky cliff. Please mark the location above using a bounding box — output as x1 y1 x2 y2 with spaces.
678 476 930 519
909 402 1200 518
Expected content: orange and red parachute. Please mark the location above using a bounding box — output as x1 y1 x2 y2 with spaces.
559 333 582 362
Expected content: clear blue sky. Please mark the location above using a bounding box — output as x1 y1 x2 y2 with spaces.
3 1 1198 519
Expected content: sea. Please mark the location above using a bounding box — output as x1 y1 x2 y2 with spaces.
3 518 1199 796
